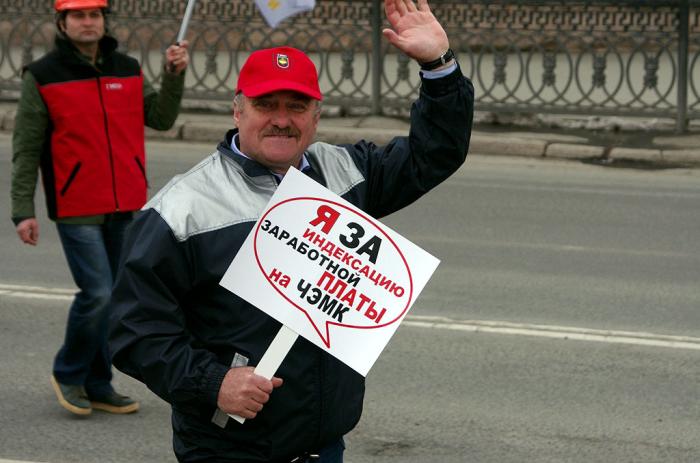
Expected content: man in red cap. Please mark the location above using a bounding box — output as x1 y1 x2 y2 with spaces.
10 0 189 416
109 0 472 461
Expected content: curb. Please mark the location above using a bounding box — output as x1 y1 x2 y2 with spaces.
1 108 15 132
469 135 546 158
2 106 699 167
545 143 606 159
609 147 663 162
661 149 700 164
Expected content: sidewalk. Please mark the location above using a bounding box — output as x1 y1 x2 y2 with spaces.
2 102 699 167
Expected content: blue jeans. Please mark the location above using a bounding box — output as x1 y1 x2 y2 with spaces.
53 217 131 397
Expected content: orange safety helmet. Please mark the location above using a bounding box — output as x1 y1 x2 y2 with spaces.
55 0 108 11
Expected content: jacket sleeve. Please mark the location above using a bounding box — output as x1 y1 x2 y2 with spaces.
11 70 48 224
349 65 474 218
108 208 229 413
142 69 185 131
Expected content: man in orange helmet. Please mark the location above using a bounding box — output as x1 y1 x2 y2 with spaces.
10 0 189 416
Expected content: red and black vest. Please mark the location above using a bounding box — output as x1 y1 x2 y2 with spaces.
27 35 146 219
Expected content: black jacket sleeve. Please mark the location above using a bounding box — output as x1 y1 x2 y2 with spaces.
108 209 229 413
348 65 474 218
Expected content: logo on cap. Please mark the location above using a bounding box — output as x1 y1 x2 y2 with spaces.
276 53 289 69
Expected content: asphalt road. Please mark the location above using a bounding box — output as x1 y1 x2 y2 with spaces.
1 134 699 463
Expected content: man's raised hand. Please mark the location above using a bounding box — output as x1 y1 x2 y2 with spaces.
382 0 450 64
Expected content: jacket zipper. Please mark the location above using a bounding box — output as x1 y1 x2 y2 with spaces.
134 156 148 188
60 161 82 196
96 76 120 211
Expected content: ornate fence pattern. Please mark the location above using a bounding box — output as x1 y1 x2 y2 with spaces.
1 0 699 129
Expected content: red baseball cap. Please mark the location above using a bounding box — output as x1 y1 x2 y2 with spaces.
236 46 322 101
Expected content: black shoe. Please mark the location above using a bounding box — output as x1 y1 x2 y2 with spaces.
89 391 140 414
50 375 92 416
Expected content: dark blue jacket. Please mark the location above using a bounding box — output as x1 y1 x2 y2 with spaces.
109 67 473 462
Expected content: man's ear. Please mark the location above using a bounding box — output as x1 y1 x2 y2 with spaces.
232 95 244 127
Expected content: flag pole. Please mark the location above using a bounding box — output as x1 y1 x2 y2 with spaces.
168 0 196 72
175 0 197 44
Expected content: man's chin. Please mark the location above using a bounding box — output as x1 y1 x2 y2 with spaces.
262 139 300 153
73 33 102 42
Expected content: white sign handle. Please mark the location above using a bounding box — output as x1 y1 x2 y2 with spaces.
229 325 299 424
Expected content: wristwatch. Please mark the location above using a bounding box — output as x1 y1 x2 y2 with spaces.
419 49 455 71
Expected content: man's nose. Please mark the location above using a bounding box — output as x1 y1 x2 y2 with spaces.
269 107 291 127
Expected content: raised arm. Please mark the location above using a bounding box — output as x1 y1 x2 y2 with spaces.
382 0 450 66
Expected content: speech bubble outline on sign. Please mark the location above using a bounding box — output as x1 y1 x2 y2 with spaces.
220 167 440 378
253 196 414 348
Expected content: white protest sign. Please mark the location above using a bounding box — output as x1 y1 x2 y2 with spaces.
220 167 440 377
255 0 316 29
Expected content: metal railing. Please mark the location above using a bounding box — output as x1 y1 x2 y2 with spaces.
1 0 698 131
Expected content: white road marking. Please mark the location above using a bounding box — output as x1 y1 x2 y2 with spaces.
0 292 74 301
0 283 75 294
404 315 700 350
410 235 696 259
2 283 699 351
0 283 74 301
0 459 48 463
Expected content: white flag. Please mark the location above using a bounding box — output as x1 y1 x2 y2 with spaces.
255 0 316 28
